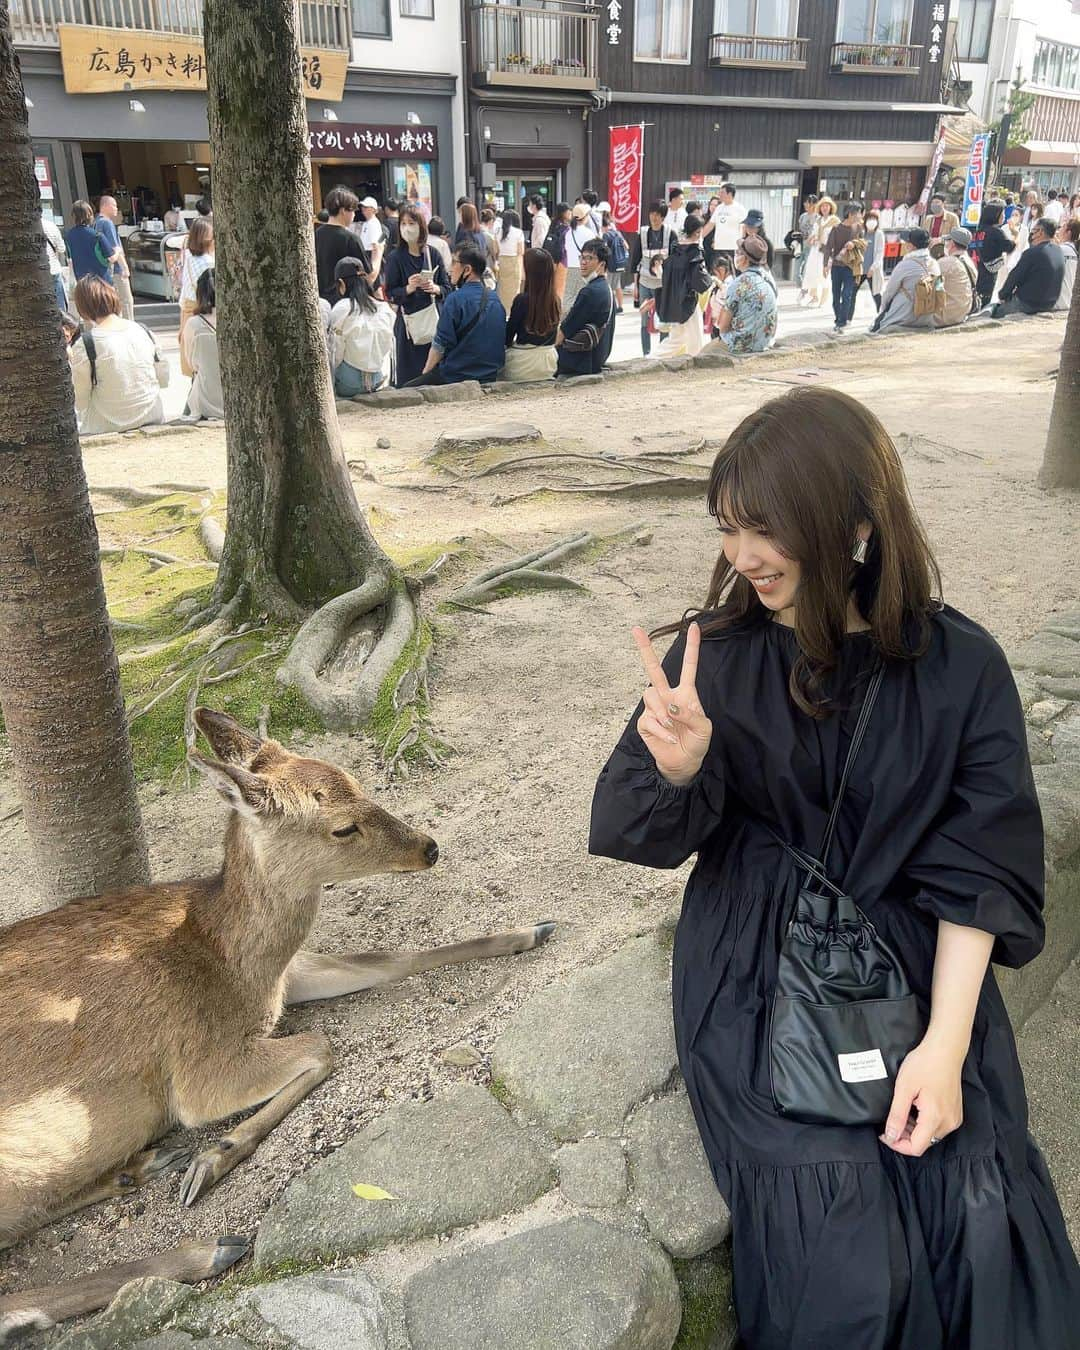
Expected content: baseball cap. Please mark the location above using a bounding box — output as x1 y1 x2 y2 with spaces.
360 196 379 210
597 200 612 214
948 226 972 248
571 202 592 221
334 256 368 281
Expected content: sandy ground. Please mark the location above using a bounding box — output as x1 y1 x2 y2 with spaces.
2 323 1078 1297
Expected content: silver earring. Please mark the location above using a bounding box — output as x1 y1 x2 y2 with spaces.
852 538 868 564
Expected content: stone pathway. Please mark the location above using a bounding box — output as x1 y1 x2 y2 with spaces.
39 612 1080 1350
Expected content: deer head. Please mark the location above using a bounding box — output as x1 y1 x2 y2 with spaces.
189 708 438 886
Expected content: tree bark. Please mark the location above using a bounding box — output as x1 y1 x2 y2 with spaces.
0 21 149 904
202 0 415 727
1039 271 1080 491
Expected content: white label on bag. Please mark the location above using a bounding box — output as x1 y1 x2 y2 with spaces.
838 1049 887 1083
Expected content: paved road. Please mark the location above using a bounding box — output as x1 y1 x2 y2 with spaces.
139 280 876 422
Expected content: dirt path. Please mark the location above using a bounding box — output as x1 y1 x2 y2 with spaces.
2 327 1077 1295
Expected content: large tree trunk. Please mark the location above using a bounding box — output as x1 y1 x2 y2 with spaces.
1039 271 1080 491
0 21 148 904
203 0 414 727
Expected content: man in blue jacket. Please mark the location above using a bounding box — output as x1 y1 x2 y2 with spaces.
407 243 506 385
556 237 616 377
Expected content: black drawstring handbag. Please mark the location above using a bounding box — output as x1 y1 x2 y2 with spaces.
768 662 925 1127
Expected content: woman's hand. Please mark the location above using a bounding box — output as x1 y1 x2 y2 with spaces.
631 622 713 787
406 273 422 293
880 1036 965 1157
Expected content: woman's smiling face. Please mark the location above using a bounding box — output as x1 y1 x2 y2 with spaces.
717 517 801 613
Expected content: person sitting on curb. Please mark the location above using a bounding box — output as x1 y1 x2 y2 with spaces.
68 275 168 435
993 218 1066 317
712 233 777 354
935 228 978 328
556 237 617 378
405 243 506 387
873 228 941 334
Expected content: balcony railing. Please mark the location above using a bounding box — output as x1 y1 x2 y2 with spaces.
8 0 351 50
470 1 598 91
830 42 921 74
708 33 808 68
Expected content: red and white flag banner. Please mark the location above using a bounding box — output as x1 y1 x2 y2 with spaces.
609 124 644 232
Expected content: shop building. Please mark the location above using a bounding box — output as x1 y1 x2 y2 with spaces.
16 0 465 295
462 0 601 216
588 0 956 248
955 0 1080 198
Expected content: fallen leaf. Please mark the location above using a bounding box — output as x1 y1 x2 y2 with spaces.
351 1182 398 1201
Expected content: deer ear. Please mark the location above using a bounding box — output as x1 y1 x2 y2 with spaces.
193 708 263 765
189 752 271 818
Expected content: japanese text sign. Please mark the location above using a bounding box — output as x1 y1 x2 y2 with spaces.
307 123 439 160
962 132 990 227
608 124 644 232
59 26 346 100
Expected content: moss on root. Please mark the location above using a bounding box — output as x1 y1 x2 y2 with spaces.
672 1247 738 1350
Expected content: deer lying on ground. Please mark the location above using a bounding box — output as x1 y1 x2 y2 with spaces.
0 709 554 1340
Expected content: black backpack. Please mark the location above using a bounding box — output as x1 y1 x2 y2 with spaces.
543 222 564 265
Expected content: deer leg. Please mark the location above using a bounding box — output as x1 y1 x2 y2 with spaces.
0 1235 248 1341
283 921 557 1005
32 1141 193 1229
174 1032 333 1208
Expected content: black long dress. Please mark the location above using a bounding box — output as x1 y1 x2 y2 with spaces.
384 246 449 387
590 607 1079 1350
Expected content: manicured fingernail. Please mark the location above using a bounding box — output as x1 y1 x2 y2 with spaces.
883 1127 898 1144
667 735 678 745
662 718 674 729
668 703 679 715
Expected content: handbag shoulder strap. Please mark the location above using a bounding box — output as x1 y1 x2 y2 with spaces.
819 659 885 871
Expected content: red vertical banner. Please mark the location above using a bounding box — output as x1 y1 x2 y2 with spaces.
609 124 644 232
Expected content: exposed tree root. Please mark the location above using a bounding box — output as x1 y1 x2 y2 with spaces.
199 515 225 561
87 484 175 504
100 546 217 570
449 532 593 606
277 569 418 730
467 452 675 481
492 476 707 507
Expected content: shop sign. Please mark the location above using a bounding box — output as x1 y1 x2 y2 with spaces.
58 25 346 100
918 121 949 208
606 0 622 45
608 124 644 232
962 132 990 227
928 2 945 63
34 156 54 200
307 123 439 159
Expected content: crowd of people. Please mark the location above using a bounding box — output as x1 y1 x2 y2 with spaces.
790 185 1078 335
49 176 1078 431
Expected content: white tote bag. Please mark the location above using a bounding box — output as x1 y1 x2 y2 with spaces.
402 248 440 346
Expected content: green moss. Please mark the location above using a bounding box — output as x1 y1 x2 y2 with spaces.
672 1248 737 1350
367 612 450 774
489 1076 512 1109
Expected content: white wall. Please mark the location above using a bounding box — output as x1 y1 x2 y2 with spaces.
959 0 1080 123
350 2 466 193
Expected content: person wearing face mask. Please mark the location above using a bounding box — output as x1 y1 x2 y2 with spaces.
854 209 885 313
922 195 959 256
385 206 450 387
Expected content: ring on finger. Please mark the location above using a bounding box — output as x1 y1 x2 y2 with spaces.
930 1135 942 1145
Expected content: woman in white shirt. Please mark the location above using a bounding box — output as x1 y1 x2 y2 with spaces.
495 209 526 311
329 256 395 397
563 204 597 310
182 267 223 420
178 216 214 376
68 275 166 436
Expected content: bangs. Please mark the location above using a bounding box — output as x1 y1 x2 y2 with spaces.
708 440 780 534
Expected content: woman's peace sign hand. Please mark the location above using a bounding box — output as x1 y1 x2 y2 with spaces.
632 622 713 786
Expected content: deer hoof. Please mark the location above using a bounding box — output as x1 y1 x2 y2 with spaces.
533 922 557 946
211 1234 251 1275
178 1141 233 1208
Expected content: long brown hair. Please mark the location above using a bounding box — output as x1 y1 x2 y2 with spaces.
459 202 480 232
656 387 942 717
187 216 214 256
522 247 560 338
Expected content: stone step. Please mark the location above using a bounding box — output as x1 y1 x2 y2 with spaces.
1015 955 1080 1250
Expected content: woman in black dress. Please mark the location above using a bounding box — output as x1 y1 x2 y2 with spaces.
971 202 1015 310
590 387 1079 1350
384 205 449 388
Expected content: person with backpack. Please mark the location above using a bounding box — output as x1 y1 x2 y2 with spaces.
65 199 113 286
654 214 712 357
67 275 168 435
873 228 943 334
634 200 677 356
544 203 572 303
601 210 630 314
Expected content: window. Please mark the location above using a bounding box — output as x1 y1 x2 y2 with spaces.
635 0 692 62
352 0 391 37
714 0 797 37
1033 38 1080 93
954 0 991 61
401 0 434 15
835 0 912 45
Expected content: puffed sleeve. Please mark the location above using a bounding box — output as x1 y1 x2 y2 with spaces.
588 631 725 869
902 647 1044 968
